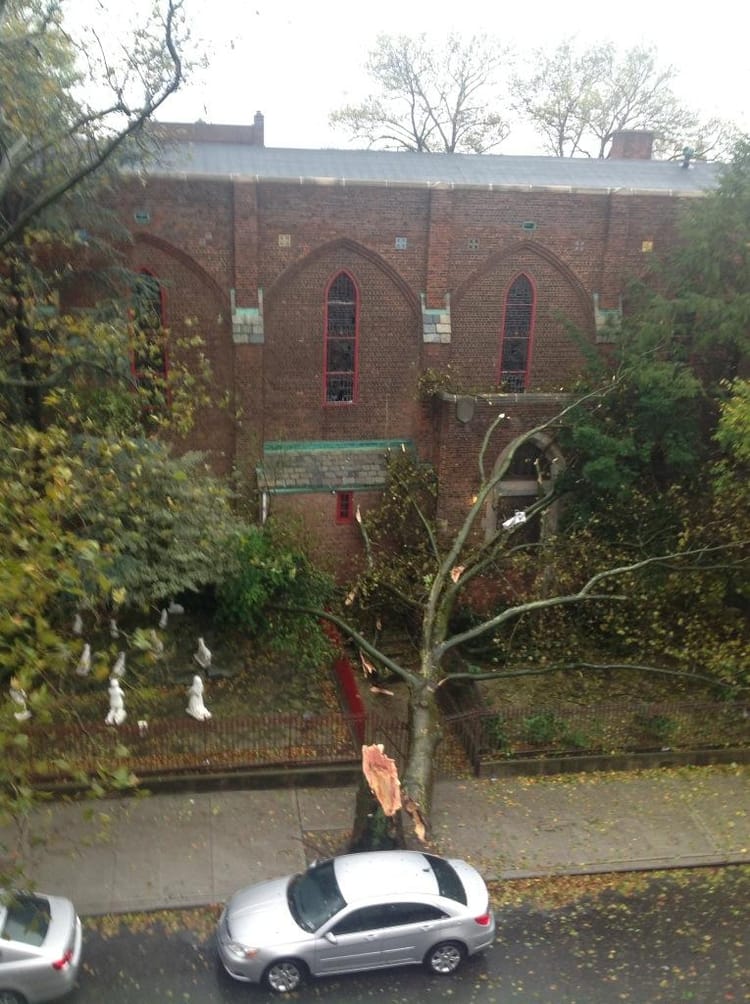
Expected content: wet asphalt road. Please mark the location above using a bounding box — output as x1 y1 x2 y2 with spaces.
70 866 749 1003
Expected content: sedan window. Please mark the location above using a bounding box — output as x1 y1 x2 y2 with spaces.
424 854 467 905
386 903 448 925
332 905 392 935
332 902 447 935
288 861 346 933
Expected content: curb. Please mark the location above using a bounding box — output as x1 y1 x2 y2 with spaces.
494 853 750 881
477 747 750 778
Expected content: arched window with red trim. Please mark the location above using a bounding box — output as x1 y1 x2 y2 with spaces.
132 270 168 401
498 273 535 392
324 271 358 404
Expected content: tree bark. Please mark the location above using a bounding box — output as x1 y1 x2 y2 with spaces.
401 677 443 836
11 263 43 429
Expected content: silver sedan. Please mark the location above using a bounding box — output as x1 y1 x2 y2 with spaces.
0 891 82 1003
217 850 495 993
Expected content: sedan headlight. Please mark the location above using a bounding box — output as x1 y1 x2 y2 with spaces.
226 941 259 959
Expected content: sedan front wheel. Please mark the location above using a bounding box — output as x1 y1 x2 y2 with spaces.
263 957 307 993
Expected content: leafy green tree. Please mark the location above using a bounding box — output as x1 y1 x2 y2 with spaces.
330 33 510 153
536 146 750 691
218 520 335 671
0 425 244 679
0 0 198 432
68 437 244 610
645 140 750 386
715 379 750 469
558 362 710 533
0 2 223 877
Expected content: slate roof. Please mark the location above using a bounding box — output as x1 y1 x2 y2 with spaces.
142 141 722 196
257 439 413 493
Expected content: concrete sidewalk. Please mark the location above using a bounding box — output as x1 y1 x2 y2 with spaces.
4 764 749 915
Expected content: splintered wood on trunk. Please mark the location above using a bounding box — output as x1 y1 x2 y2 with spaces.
348 773 406 852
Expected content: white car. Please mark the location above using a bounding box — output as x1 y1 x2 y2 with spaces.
217 850 495 993
0 892 82 1003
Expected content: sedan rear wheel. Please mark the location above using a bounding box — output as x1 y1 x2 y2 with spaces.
0 991 26 1004
424 940 465 975
263 958 306 993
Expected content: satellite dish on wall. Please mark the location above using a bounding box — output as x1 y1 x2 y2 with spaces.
456 397 475 424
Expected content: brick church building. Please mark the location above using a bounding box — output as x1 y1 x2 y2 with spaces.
114 115 720 577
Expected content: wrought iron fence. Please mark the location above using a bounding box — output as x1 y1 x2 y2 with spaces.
23 710 361 781
446 700 750 772
17 700 749 784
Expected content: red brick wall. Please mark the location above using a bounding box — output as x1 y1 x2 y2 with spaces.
108 173 691 572
272 490 382 582
451 243 592 390
258 241 421 448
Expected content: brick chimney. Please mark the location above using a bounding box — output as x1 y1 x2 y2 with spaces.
253 110 264 147
608 130 654 160
150 113 265 146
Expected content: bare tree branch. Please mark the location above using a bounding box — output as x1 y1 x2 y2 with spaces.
441 661 734 692
438 542 749 659
330 33 510 154
0 0 186 249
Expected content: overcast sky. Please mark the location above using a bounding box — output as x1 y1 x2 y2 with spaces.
78 0 750 153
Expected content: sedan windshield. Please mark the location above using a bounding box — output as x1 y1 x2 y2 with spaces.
287 860 346 932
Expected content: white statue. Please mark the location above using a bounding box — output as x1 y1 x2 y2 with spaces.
109 619 120 639
105 677 126 726
112 651 126 678
76 643 91 676
194 637 211 671
186 674 212 721
168 599 185 614
9 680 31 722
73 613 83 635
159 608 168 629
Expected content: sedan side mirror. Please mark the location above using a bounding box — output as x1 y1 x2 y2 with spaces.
324 932 338 945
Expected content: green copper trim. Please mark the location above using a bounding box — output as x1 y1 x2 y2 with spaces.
263 438 414 454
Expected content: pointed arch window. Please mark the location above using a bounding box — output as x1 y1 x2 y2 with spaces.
499 274 535 392
324 271 358 404
132 270 168 395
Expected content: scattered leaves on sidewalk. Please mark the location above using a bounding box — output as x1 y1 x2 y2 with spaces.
84 904 221 941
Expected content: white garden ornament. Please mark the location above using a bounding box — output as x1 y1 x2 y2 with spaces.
194 637 211 671
75 643 91 676
105 677 127 726
186 674 212 721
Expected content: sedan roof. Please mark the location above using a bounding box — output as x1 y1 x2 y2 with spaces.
332 851 440 903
